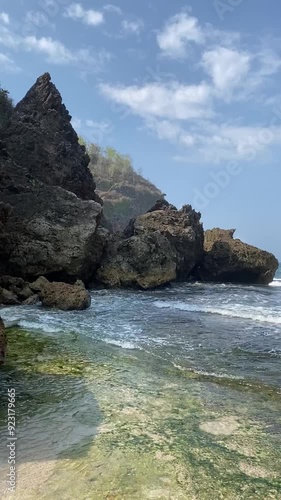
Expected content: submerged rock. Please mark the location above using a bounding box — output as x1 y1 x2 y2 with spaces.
39 279 91 311
0 317 6 364
198 228 278 285
97 203 203 289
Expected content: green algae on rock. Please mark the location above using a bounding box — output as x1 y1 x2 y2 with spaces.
0 326 280 499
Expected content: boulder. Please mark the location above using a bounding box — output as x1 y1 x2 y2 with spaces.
130 204 204 280
0 275 36 305
0 287 20 305
23 295 39 306
29 276 50 293
0 317 6 365
198 229 278 285
97 233 177 289
97 204 203 289
39 279 91 311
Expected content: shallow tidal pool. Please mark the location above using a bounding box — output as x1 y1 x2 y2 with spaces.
0 324 280 499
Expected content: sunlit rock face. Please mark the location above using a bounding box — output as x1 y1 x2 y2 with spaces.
198 228 278 285
97 203 204 289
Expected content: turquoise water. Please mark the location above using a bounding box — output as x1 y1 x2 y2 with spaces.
0 272 280 498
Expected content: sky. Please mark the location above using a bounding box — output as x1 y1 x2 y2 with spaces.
0 0 281 258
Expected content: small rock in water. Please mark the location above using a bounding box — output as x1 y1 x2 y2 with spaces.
39 279 91 311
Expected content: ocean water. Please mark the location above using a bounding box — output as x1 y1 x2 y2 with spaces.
0 269 280 498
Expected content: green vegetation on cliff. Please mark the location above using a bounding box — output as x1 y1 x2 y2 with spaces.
79 138 165 230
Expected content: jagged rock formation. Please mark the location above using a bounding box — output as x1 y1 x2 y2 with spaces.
0 72 278 295
198 229 278 285
0 74 107 284
35 277 91 310
0 317 6 365
97 204 203 289
2 73 100 203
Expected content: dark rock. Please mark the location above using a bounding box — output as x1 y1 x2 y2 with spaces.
0 275 36 304
2 73 100 203
17 285 34 301
0 317 6 365
147 199 177 213
0 287 20 305
0 151 106 283
131 204 204 280
23 295 39 306
98 204 203 288
198 228 278 285
29 276 50 293
97 233 177 289
0 73 108 284
39 279 91 310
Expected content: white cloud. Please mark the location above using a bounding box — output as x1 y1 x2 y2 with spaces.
158 120 281 164
0 12 9 25
121 19 144 35
98 10 281 165
104 4 122 15
64 3 104 26
0 53 21 73
202 47 251 94
147 119 195 147
157 12 204 59
0 25 22 49
0 24 111 69
100 81 212 120
25 36 75 64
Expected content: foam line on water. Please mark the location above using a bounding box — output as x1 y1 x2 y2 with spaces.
154 300 281 325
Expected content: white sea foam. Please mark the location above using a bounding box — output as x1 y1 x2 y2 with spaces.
103 339 141 350
269 279 281 287
154 300 281 325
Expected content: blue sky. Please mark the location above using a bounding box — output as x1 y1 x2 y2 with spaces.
0 0 281 258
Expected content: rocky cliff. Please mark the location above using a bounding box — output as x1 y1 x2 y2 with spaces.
198 228 278 285
0 73 278 294
0 74 106 283
2 73 101 203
